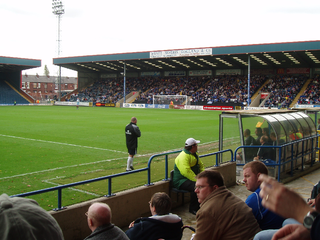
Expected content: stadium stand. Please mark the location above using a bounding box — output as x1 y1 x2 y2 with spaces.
189 75 267 105
298 75 320 104
261 75 308 108
0 81 29 105
66 74 271 107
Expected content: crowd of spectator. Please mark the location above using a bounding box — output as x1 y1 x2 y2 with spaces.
261 75 308 108
190 75 267 105
297 75 320 105
64 74 318 107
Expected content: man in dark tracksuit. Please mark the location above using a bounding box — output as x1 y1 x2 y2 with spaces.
125 117 141 171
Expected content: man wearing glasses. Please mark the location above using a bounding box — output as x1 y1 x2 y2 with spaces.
173 138 204 215
192 170 261 240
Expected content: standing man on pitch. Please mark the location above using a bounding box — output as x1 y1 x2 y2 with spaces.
125 117 141 171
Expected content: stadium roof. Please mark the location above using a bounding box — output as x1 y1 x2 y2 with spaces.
53 41 320 74
0 56 41 73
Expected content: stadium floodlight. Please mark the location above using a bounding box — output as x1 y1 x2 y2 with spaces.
153 95 189 105
52 0 65 101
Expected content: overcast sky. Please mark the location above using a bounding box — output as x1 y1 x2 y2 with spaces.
1 0 319 77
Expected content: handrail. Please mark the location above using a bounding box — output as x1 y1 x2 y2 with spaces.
11 149 234 211
233 135 319 181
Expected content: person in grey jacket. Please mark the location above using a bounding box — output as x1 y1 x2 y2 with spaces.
125 117 141 171
84 202 129 240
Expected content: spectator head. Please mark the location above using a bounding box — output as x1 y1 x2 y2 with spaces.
262 127 269 136
270 132 277 141
149 192 172 216
184 138 200 153
255 127 262 136
0 193 64 240
244 129 251 137
243 161 268 192
195 170 224 203
86 202 112 232
131 117 137 124
260 135 269 144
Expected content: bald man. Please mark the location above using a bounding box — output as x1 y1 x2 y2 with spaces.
84 202 129 240
125 117 141 171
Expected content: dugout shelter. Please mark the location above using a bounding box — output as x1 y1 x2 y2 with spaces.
219 109 319 180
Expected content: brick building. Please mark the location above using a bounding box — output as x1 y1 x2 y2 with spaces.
22 74 78 100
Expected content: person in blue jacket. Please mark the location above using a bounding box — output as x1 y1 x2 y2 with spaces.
243 161 284 230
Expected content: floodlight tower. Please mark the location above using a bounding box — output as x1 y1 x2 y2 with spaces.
52 0 65 101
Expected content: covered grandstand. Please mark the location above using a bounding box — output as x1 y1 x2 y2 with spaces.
1 41 320 107
0 56 41 104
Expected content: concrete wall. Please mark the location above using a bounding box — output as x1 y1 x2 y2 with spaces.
51 162 236 240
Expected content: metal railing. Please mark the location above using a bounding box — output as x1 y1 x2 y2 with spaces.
234 135 319 181
11 149 233 211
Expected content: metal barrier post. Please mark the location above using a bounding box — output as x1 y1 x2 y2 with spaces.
165 155 169 180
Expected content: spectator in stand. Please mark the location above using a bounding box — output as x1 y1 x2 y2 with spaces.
125 192 183 240
0 193 64 240
84 202 129 240
262 128 271 144
173 138 204 215
253 174 320 240
243 161 285 229
236 129 257 161
191 170 261 240
255 127 263 144
254 136 274 161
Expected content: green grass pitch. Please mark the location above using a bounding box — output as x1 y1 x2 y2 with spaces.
0 105 229 210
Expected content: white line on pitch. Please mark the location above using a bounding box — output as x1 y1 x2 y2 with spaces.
43 177 100 197
0 139 218 180
0 157 128 180
0 134 127 154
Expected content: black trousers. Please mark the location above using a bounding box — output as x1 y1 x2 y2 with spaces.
180 180 200 212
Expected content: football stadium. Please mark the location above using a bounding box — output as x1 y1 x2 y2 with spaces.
1 40 320 239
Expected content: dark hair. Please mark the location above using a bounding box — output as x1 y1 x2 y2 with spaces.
244 129 251 136
185 145 193 151
243 161 268 175
261 135 269 143
196 170 224 187
150 192 172 215
262 127 269 136
256 127 262 135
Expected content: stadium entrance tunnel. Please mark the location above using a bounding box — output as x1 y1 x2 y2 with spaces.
219 109 320 181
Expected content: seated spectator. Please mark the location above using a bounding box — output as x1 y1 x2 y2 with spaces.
253 174 319 240
173 138 204 215
237 129 258 161
255 127 263 144
308 180 320 207
262 127 271 144
84 202 129 240
254 136 274 161
125 192 183 240
191 170 261 240
0 193 64 240
243 161 284 229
